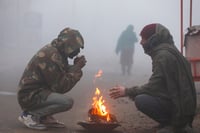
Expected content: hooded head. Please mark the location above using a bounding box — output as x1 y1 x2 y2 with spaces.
140 23 174 54
140 24 156 41
52 27 84 59
127 24 134 31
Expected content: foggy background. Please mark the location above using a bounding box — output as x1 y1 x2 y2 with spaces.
0 0 200 93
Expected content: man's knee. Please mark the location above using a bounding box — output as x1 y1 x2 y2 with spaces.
134 94 153 111
63 97 74 110
48 93 74 110
135 94 145 110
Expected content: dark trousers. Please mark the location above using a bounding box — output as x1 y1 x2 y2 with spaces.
134 94 173 125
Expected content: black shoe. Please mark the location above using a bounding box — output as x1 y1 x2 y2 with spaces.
156 126 174 133
181 125 194 133
157 125 194 133
154 124 166 129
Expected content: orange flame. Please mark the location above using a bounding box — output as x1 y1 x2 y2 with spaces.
91 88 110 121
95 69 103 78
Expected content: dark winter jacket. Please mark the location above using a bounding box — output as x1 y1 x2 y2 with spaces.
115 25 138 54
125 24 197 127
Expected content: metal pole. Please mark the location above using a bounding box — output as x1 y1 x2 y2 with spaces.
190 0 193 27
180 0 183 54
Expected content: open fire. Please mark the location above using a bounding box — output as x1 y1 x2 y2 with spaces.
78 70 120 131
88 88 117 123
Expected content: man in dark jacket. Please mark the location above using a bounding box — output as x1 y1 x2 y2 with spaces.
17 28 86 130
109 23 196 133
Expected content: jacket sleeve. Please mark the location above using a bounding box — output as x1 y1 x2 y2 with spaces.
125 55 166 100
37 52 83 94
49 65 82 93
125 60 165 100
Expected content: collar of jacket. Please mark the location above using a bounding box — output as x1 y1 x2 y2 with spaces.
148 43 177 58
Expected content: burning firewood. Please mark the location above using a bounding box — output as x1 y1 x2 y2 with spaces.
88 108 118 123
78 81 120 131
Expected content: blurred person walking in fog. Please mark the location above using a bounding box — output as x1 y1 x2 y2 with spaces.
17 28 86 130
115 24 138 76
110 23 196 133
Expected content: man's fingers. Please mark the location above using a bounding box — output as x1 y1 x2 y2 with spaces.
109 87 119 91
109 90 121 99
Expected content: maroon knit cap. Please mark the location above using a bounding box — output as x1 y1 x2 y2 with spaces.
140 24 156 40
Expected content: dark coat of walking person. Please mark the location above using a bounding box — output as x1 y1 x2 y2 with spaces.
17 28 86 130
110 23 197 133
115 25 138 76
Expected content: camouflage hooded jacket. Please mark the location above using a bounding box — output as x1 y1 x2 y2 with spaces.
125 24 197 127
17 28 84 111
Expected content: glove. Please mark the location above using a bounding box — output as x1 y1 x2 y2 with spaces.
74 55 87 69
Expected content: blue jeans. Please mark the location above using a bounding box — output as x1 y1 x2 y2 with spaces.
134 94 173 125
29 93 73 118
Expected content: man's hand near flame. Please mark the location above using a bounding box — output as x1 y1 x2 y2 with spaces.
74 55 87 69
109 85 126 99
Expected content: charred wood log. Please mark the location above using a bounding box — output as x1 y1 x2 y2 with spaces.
88 108 118 123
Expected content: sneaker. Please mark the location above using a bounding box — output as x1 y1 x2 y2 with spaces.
40 115 65 128
18 113 47 130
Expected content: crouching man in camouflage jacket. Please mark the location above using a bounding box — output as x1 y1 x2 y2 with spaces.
17 28 86 130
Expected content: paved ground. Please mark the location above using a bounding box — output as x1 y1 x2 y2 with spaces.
0 66 200 133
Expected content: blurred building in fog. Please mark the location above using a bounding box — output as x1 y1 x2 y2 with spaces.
0 0 42 47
